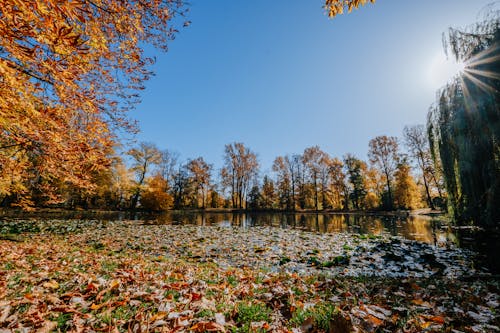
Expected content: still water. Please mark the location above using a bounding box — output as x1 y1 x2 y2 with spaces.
5 209 498 272
136 211 455 246
126 211 497 272
0 210 455 245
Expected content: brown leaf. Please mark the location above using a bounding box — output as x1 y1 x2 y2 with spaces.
42 280 59 290
0 305 11 323
191 322 225 332
38 321 57 333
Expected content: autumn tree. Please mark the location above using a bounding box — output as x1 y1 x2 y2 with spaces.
140 174 173 211
403 125 443 209
186 157 212 209
272 156 293 210
368 136 400 209
172 165 192 209
221 143 259 209
328 157 347 210
261 176 277 209
109 158 134 210
0 146 31 207
294 154 309 210
324 0 375 17
364 166 383 209
0 0 186 206
344 154 367 210
208 187 222 208
302 146 330 210
393 160 422 210
127 142 162 209
318 155 335 210
272 154 305 210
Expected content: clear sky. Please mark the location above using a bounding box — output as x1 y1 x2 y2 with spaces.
129 0 492 173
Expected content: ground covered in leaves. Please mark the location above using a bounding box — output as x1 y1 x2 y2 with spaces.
0 219 499 332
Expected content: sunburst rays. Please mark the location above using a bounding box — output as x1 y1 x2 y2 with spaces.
460 42 500 98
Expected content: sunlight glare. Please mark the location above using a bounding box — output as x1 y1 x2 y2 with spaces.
427 52 465 89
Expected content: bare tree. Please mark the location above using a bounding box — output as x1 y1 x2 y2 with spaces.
127 142 162 209
158 149 179 186
403 125 443 209
221 143 259 209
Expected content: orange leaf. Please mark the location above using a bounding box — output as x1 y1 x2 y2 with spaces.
149 312 167 322
367 314 383 327
428 315 445 324
90 302 108 311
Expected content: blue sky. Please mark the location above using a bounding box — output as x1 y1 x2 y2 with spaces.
129 0 492 173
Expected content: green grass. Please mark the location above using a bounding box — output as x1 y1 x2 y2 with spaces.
16 303 30 314
234 302 272 332
56 313 73 331
196 309 214 318
342 244 354 251
279 256 291 265
290 303 338 331
112 305 134 321
8 273 24 289
227 274 238 287
322 255 350 268
164 289 181 301
100 260 118 273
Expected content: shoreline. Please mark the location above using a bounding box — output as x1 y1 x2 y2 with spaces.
0 207 447 218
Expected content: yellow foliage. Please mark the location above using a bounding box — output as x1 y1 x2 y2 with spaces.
0 0 186 206
394 164 422 210
325 0 375 18
364 192 379 210
140 174 173 211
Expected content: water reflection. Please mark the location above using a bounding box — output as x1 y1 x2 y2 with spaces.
0 209 455 246
139 211 455 245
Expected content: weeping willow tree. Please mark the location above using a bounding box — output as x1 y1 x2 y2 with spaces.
427 6 500 228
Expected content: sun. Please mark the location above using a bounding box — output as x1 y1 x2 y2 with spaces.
427 52 465 89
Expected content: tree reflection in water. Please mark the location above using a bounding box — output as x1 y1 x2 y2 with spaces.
139 211 454 245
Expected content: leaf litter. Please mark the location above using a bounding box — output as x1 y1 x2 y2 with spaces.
0 218 498 332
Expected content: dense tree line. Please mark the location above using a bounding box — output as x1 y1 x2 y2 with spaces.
0 129 445 212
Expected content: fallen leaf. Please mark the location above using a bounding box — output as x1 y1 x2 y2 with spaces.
43 280 59 290
149 311 167 322
215 312 226 326
90 302 108 311
191 322 225 332
0 305 11 323
38 321 57 333
428 315 445 324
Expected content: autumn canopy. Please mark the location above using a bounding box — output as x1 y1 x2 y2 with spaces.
0 0 186 205
324 0 375 17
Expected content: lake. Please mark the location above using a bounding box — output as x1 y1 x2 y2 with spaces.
2 210 499 272
139 211 455 244
1 210 453 245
